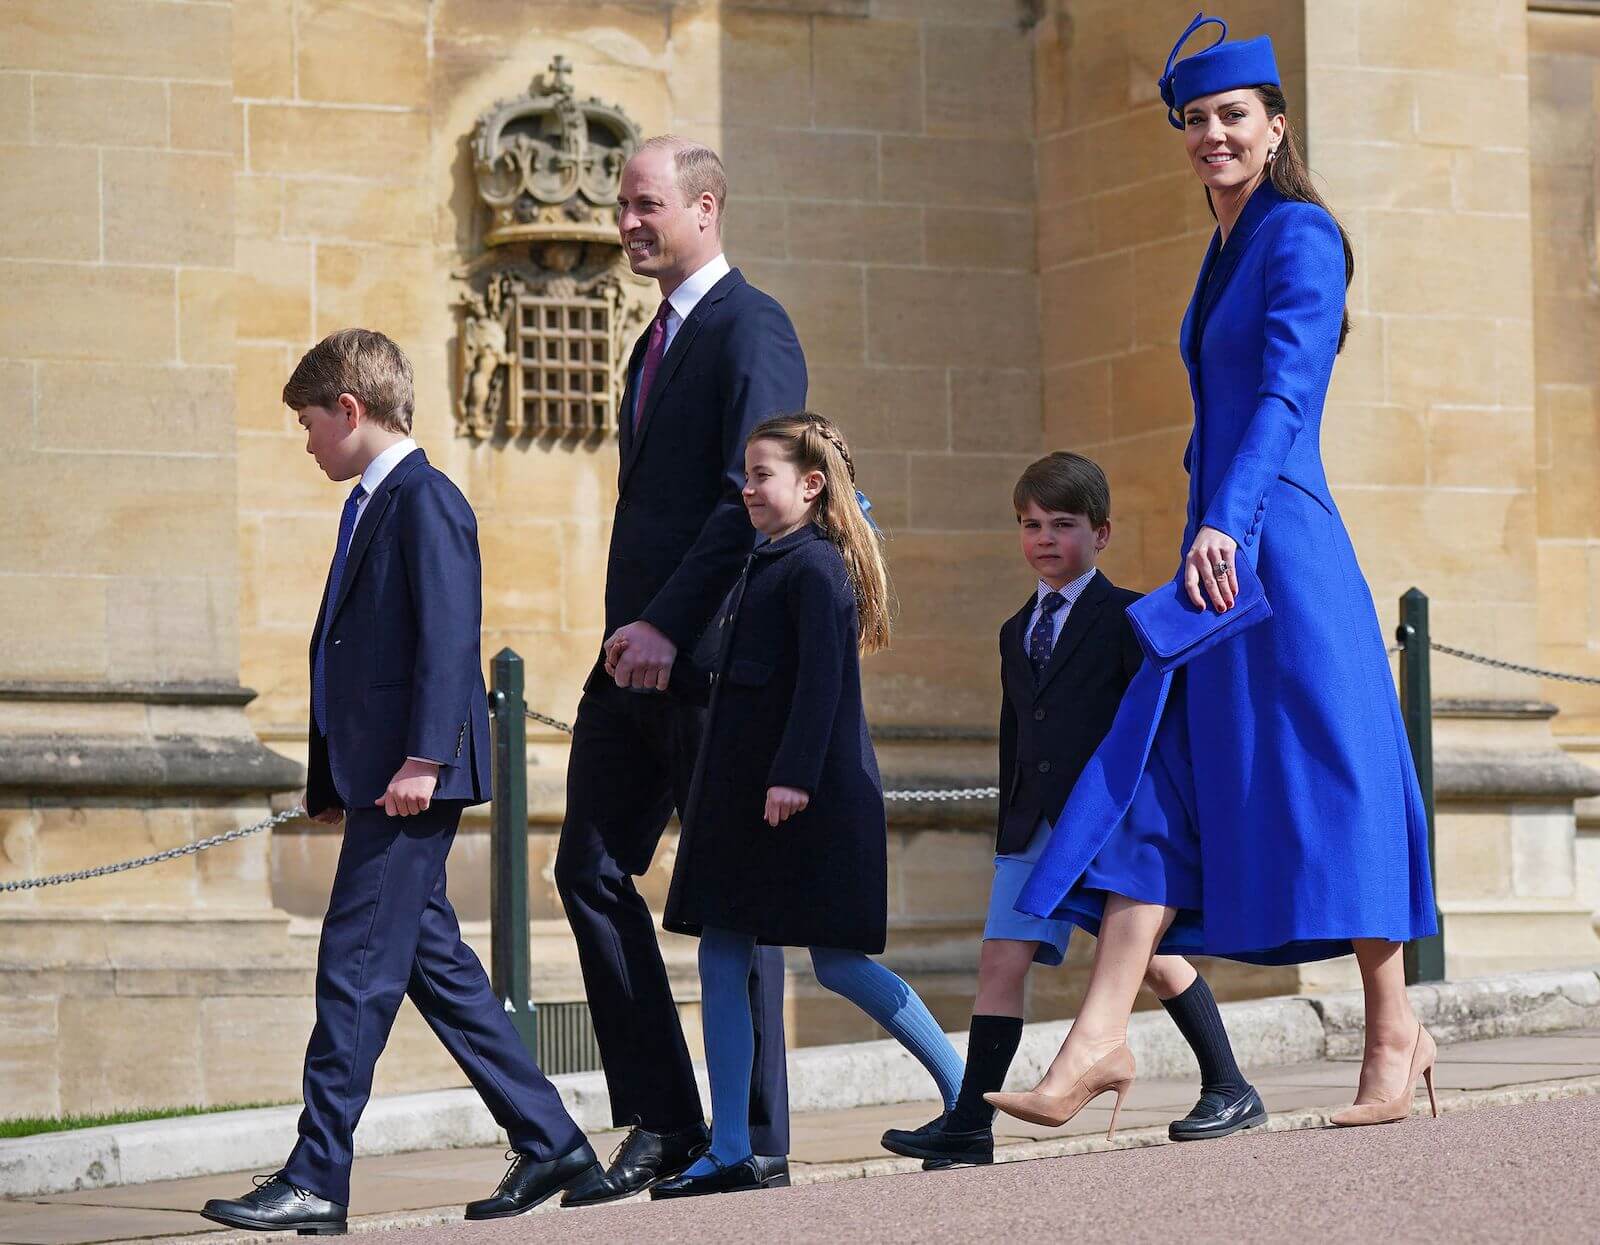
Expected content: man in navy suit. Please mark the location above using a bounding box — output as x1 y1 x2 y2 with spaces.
554 136 808 1205
202 330 605 1234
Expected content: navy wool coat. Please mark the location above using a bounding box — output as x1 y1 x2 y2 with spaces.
304 449 492 815
664 525 888 954
1019 182 1436 963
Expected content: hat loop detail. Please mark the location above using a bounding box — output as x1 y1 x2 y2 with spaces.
1159 11 1229 129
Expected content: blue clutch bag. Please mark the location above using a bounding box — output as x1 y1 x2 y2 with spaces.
1126 557 1272 674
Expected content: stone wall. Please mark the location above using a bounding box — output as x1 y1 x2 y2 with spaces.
235 0 1040 754
0 0 239 685
1528 8 1600 933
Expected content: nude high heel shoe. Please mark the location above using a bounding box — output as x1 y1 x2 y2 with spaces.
985 1045 1136 1141
1330 1024 1438 1127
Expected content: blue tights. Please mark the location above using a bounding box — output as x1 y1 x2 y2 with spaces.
688 925 964 1173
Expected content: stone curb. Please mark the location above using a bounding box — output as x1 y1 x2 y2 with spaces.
171 1072 1600 1245
4 966 1596 1200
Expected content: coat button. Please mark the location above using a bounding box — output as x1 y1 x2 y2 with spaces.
1038 760 1051 773
332 639 342 647
1033 708 1046 721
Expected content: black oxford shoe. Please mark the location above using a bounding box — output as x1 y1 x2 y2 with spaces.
749 1154 791 1188
464 1142 603 1220
560 1123 710 1207
200 1173 347 1235
1168 1084 1268 1142
651 1153 788 1200
881 1113 995 1169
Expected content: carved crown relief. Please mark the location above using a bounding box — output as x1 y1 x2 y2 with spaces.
455 57 648 441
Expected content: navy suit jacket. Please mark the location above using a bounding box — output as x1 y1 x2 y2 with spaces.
304 448 492 815
597 267 807 697
995 571 1144 855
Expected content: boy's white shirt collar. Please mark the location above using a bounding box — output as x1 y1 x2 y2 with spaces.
357 437 418 499
664 252 730 326
1036 565 1098 608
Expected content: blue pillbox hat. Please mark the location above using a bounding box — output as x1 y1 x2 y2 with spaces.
1158 12 1281 130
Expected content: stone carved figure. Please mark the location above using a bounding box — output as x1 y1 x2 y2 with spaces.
456 277 514 438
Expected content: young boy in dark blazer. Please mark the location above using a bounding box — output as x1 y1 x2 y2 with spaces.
883 452 1265 1168
202 330 602 1235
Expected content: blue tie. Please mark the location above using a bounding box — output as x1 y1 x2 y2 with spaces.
1029 591 1066 683
312 483 365 736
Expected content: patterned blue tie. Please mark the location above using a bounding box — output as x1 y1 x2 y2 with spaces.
312 483 365 735
1029 591 1066 683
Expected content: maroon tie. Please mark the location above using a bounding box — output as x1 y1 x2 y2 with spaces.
632 300 672 433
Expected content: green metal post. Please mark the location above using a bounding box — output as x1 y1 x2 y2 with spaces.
1398 589 1445 984
490 648 537 1057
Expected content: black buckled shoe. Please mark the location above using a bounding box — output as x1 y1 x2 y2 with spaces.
559 1123 709 1207
881 1113 995 1169
464 1142 603 1220
200 1173 347 1235
651 1153 787 1200
1168 1085 1268 1142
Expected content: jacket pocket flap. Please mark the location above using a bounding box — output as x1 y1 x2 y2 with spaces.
726 659 774 686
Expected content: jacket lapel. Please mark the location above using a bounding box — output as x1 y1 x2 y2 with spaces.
1180 231 1220 370
1035 572 1112 698
328 447 427 628
1001 595 1037 704
1192 181 1283 349
616 330 650 466
618 268 746 495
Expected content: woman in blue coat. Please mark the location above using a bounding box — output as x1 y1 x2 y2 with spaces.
991 15 1439 1136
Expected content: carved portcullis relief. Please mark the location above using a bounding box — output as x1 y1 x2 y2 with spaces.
456 57 648 441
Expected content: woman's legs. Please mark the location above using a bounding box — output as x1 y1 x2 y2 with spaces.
1036 894 1176 1094
1350 938 1422 1103
810 947 964 1111
691 926 759 1171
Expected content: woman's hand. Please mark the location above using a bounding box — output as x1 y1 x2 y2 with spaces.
1184 525 1239 613
764 786 810 827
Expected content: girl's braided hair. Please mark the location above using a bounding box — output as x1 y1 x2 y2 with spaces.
747 411 891 654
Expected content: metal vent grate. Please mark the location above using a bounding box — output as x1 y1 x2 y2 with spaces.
535 1000 604 1076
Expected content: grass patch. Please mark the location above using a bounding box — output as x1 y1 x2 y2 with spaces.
0 1102 294 1139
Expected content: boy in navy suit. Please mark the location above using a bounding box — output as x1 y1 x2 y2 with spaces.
202 330 602 1234
882 452 1264 1168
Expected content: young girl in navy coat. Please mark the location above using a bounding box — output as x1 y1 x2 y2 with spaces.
655 412 963 1199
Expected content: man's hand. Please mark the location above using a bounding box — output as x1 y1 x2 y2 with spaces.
604 620 677 692
764 786 810 827
300 795 345 826
375 758 440 817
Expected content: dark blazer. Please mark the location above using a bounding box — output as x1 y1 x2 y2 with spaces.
664 526 887 954
996 570 1145 855
304 448 492 815
596 267 807 697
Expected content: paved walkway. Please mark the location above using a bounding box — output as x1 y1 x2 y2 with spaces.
4 1027 1598 1244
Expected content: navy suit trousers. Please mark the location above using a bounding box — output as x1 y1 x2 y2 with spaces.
284 802 583 1205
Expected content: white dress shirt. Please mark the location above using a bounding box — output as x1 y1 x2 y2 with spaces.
1025 565 1099 652
661 252 731 353
348 437 418 551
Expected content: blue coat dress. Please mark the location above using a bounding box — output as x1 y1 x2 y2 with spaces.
1017 182 1437 964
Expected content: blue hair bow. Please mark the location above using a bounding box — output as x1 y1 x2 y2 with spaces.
1159 11 1228 130
855 488 881 535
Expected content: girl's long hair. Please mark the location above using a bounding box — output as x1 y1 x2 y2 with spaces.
748 411 892 655
1204 84 1355 353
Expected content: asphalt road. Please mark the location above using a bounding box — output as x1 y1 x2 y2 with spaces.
379 1095 1600 1244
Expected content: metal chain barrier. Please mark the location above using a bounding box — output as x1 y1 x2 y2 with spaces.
1429 641 1600 687
30 632 1593 893
0 806 304 894
519 706 1000 802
